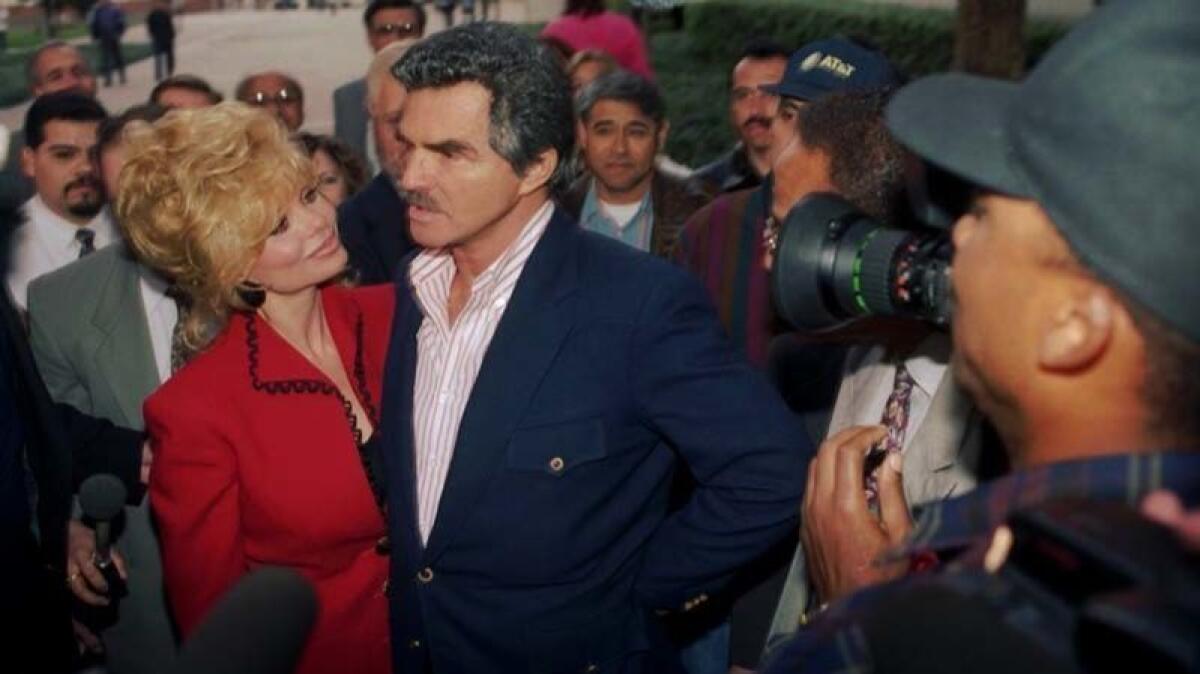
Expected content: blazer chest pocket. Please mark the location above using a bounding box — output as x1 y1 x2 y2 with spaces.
506 418 607 477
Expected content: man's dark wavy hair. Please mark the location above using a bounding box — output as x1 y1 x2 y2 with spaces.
391 22 576 196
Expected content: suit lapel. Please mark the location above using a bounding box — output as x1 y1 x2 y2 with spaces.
89 250 159 427
384 264 425 569
422 210 579 562
903 364 978 504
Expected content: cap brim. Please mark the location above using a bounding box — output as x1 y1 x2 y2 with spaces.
885 74 1031 199
759 81 825 102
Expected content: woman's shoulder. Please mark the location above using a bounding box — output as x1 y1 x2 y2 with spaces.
145 322 245 416
324 283 395 324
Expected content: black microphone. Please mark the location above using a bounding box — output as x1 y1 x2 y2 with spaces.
78 473 128 603
172 567 318 674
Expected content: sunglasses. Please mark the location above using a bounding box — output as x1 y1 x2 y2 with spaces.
249 88 301 106
371 22 420 38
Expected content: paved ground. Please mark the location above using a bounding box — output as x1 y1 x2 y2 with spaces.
0 0 551 133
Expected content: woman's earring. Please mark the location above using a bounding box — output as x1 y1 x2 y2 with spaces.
236 280 266 309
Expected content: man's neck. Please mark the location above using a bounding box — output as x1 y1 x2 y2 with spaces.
594 173 653 206
1013 397 1163 469
450 189 549 283
745 144 774 179
37 196 95 228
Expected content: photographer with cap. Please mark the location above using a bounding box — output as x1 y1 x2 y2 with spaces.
763 0 1200 671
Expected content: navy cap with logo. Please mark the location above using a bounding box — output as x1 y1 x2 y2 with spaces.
761 37 902 102
885 0 1200 343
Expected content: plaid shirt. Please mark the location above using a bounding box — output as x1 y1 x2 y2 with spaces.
761 450 1200 674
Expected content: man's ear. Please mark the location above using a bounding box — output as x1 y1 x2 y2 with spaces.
656 120 670 148
516 146 558 197
1038 290 1114 372
21 146 36 180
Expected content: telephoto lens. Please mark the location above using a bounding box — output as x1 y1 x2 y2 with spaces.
770 192 953 332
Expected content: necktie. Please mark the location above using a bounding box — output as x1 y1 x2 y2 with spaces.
165 286 191 374
866 362 915 503
75 228 96 258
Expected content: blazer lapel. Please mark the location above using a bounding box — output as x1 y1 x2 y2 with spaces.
903 364 979 505
90 250 159 428
383 264 425 569
422 210 579 563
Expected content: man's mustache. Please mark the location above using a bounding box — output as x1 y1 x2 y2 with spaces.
398 188 441 213
64 175 101 194
742 115 773 131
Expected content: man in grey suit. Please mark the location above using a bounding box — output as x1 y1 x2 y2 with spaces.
26 105 176 674
332 0 425 175
742 90 997 669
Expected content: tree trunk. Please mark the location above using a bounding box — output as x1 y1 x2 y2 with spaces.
953 0 1027 78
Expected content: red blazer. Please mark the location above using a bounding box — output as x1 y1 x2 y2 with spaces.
146 284 394 674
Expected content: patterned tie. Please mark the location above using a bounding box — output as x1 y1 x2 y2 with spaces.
866 362 915 503
165 286 191 374
75 228 96 258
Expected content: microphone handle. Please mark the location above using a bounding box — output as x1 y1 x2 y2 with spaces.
91 520 128 600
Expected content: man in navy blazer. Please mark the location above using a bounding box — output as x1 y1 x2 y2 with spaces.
380 24 809 672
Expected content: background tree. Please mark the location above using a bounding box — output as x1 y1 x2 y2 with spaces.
953 0 1027 78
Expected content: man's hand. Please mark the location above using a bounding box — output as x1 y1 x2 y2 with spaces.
140 439 153 485
1142 489 1200 552
802 425 913 604
66 519 128 606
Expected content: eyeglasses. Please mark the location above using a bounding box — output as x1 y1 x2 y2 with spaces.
248 88 301 106
371 22 420 38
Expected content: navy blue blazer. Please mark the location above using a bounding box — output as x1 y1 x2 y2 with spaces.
380 206 810 673
337 172 414 286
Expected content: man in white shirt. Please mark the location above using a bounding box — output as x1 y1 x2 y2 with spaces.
1 41 99 212
756 90 993 666
382 24 807 672
560 70 706 260
7 92 110 312
26 104 176 674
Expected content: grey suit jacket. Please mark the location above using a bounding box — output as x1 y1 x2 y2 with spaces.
764 335 987 654
27 243 177 674
333 77 371 170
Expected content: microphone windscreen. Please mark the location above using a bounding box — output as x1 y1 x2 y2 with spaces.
172 567 317 674
79 474 127 521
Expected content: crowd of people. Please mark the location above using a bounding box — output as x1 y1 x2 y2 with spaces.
1 0 1197 673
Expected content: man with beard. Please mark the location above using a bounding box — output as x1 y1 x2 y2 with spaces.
690 40 789 198
6 93 108 312
560 71 706 259
1 42 98 213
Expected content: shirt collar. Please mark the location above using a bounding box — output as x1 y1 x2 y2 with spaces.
583 179 653 231
25 195 115 252
409 200 556 313
904 333 951 399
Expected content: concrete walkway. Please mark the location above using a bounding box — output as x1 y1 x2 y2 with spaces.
0 1 554 133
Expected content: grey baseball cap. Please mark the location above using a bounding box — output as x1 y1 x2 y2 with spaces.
885 0 1200 342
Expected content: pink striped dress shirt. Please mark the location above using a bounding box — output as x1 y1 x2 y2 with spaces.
408 201 555 544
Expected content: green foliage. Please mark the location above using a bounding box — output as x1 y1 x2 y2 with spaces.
656 0 1071 167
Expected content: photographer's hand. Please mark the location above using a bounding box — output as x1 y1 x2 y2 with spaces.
802 425 912 604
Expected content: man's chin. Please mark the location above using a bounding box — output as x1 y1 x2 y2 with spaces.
66 202 104 220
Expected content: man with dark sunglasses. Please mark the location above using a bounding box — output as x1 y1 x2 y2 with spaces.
333 0 426 174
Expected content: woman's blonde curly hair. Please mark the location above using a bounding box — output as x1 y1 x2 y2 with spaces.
117 102 314 353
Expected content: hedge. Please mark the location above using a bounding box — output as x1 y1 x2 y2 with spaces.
657 0 1071 167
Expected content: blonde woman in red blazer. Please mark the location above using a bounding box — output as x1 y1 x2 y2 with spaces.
118 103 394 674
